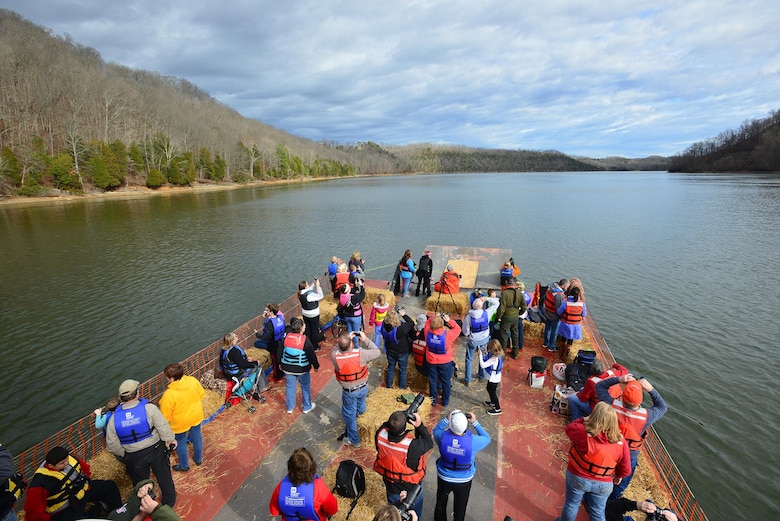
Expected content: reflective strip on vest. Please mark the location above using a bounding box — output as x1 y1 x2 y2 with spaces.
334 350 368 382
612 400 648 450
561 301 584 324
568 436 623 478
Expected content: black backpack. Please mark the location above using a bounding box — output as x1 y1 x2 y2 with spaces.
333 459 365 519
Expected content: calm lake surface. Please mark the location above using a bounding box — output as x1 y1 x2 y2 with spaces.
1 172 778 520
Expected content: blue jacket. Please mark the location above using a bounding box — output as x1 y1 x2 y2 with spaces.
433 417 491 483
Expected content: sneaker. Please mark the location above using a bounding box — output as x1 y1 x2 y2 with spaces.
547 346 558 352
194 460 202 466
487 408 503 415
303 403 317 414
342 439 362 448
172 465 190 472
483 401 495 407
287 409 294 414
463 379 471 387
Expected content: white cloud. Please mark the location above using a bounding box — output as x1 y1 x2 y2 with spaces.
3 0 779 157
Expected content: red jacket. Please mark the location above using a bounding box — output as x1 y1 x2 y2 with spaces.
576 364 629 409
423 318 461 365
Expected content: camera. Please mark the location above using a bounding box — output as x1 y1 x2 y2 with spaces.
148 490 156 500
645 510 669 521
395 304 405 312
397 483 421 521
404 393 425 422
465 412 474 421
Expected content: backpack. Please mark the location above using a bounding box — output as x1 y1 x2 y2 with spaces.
565 361 592 392
574 349 597 366
333 459 365 520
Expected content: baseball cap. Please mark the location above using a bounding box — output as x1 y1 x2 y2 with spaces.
449 410 468 435
118 379 140 398
622 380 643 405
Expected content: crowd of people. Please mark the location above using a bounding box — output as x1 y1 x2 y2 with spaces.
3 250 676 521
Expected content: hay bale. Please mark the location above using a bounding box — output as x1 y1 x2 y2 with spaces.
202 389 226 418
356 387 431 447
424 292 469 316
322 460 388 521
523 320 545 339
245 348 272 370
88 449 134 499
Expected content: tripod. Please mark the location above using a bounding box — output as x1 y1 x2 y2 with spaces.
433 272 459 314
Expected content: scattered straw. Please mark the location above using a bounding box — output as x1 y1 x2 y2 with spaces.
356 387 432 447
322 460 389 521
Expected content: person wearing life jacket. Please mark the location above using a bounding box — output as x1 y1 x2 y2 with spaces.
494 277 527 360
369 293 391 351
483 289 501 340
432 410 491 521
338 278 365 349
433 265 461 295
331 330 381 448
410 314 430 377
105 380 178 507
374 410 433 521
556 286 588 354
461 299 491 385
499 257 521 289
93 397 120 437
299 279 325 350
326 256 341 297
567 360 630 421
1 442 26 521
333 263 353 297
558 402 631 521
542 278 569 351
219 332 260 404
478 339 506 415
254 303 286 381
280 318 320 415
415 250 433 296
381 307 415 389
423 313 461 407
269 448 338 521
24 446 121 521
596 375 668 500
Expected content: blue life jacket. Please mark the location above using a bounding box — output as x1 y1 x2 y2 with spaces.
523 291 532 306
484 355 504 376
100 410 114 438
281 334 308 367
439 429 474 471
380 325 399 344
113 399 154 444
277 476 318 521
267 314 286 341
500 267 514 279
328 262 339 277
426 330 447 355
221 345 246 377
470 310 489 333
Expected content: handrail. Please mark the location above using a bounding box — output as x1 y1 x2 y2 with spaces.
11 293 301 503
583 313 709 521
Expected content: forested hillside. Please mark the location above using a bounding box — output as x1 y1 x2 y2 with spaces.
669 110 780 172
0 10 670 198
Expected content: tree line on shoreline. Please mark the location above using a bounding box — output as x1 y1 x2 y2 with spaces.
0 10 680 198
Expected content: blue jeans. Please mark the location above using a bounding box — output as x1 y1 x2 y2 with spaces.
558 471 612 521
428 362 454 405
2 508 18 521
567 393 592 422
174 423 203 469
285 371 312 412
543 316 561 347
386 351 409 388
401 276 412 295
345 315 362 348
341 384 368 445
609 449 639 500
464 339 487 382
387 484 424 521
374 325 384 351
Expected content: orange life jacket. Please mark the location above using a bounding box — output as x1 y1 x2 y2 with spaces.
333 349 368 383
612 400 648 451
334 272 352 291
411 338 427 367
544 287 562 314
560 301 584 324
568 434 625 478
373 428 426 484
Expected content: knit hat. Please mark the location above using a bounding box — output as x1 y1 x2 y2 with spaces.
622 381 643 406
415 313 428 331
449 410 468 436
118 379 140 398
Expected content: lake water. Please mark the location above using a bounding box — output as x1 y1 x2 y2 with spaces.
1 172 778 520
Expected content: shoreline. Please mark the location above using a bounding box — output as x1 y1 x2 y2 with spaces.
0 176 346 208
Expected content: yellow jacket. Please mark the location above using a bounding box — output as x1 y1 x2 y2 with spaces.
159 375 205 434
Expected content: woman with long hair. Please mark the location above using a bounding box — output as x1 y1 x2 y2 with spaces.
398 249 416 298
557 402 631 521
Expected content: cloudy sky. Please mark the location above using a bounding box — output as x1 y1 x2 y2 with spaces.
4 1 779 157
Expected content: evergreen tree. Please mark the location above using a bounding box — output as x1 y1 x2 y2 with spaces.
49 152 76 190
146 168 166 188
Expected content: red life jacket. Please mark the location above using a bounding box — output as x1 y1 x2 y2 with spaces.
333 349 368 383
373 428 426 484
560 301 584 324
544 287 562 314
568 434 625 478
411 338 427 367
612 400 649 451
